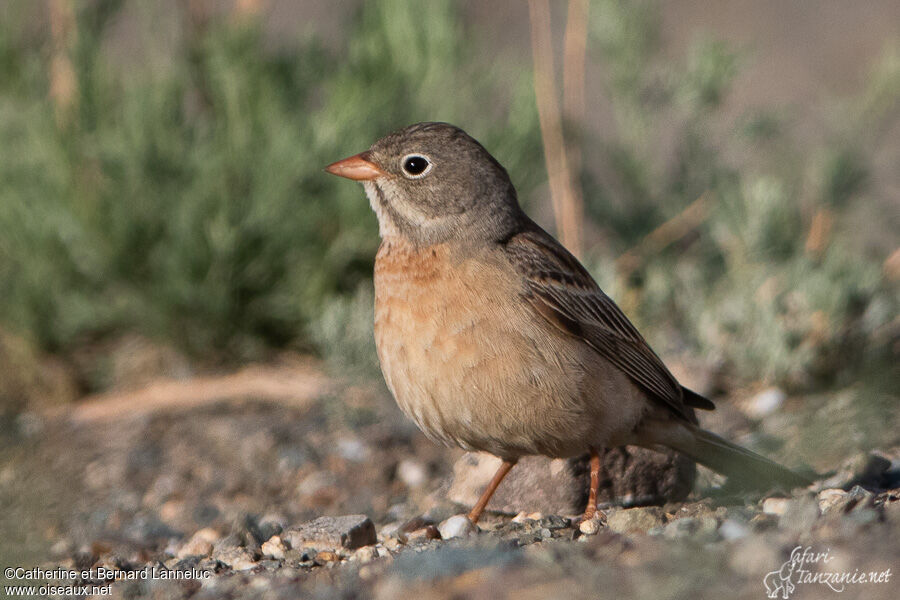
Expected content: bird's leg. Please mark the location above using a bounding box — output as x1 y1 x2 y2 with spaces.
467 458 517 524
580 447 604 523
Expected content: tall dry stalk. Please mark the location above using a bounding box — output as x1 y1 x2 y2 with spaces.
528 0 583 257
48 0 77 128
562 0 589 250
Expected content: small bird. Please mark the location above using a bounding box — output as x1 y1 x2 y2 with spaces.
326 122 810 526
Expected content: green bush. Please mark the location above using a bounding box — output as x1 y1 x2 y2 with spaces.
0 1 541 370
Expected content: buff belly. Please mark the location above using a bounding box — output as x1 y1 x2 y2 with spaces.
373 240 646 459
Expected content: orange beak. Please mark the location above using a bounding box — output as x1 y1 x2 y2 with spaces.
324 151 386 181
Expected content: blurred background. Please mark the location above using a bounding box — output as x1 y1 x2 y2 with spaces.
0 0 898 583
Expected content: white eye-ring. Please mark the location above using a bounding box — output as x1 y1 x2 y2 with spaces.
400 154 433 179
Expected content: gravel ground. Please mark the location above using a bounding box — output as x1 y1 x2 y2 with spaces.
0 373 897 599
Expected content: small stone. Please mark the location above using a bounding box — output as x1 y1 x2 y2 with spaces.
214 547 257 570
845 485 875 511
400 516 435 533
177 528 219 558
354 545 379 564
283 548 315 564
336 437 370 462
260 535 287 560
407 525 441 541
383 536 405 551
283 515 376 550
606 507 664 534
539 515 570 530
761 497 790 516
718 519 749 541
397 459 428 488
817 488 849 514
579 517 602 535
437 515 477 540
314 550 340 565
744 387 785 418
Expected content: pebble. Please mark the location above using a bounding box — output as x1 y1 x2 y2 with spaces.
606 507 664 534
761 497 790 516
744 387 786 418
177 528 219 558
817 488 849 514
284 515 376 550
578 517 602 535
437 515 477 540
314 550 341 565
396 459 428 488
718 519 750 541
214 547 257 570
407 525 441 541
844 485 875 511
260 535 287 560
383 536 405 551
336 437 370 462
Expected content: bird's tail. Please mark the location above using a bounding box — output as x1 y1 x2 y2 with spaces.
638 420 813 491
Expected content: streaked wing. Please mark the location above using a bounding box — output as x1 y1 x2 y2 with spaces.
503 223 693 421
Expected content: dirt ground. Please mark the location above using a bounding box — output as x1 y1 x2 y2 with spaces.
1 362 897 599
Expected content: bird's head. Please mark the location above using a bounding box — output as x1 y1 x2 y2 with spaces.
326 122 523 245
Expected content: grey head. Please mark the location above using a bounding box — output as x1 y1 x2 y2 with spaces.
326 122 525 245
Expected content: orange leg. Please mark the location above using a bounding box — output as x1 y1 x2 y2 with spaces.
467 458 517 524
581 447 603 523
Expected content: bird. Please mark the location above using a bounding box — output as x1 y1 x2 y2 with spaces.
325 122 811 527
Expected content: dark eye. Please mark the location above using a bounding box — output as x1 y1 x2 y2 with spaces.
401 154 432 178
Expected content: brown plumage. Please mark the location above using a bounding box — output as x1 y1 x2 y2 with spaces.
326 122 811 526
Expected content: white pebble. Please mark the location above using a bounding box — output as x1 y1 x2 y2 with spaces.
762 497 791 516
718 519 749 541
579 517 602 535
746 387 786 418
260 535 287 560
397 459 428 488
438 515 478 539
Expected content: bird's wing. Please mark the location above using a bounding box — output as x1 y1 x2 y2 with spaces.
503 224 701 422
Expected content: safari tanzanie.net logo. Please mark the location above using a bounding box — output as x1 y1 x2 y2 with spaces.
763 546 892 598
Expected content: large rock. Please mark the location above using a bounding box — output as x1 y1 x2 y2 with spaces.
447 446 695 515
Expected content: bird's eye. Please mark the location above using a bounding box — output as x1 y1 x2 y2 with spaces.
401 154 432 179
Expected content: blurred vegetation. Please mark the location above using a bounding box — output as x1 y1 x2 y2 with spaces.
0 0 542 394
583 0 899 400
0 0 897 433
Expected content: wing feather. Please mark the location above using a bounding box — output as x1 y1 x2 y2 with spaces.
504 223 696 421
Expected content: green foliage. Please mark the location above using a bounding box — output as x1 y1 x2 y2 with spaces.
0 1 541 369
585 1 898 391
